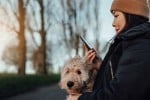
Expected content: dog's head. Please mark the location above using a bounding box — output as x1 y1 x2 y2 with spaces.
59 55 96 94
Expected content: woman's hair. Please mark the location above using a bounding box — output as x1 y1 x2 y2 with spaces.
121 13 149 33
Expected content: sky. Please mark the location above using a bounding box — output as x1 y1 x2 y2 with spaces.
0 0 116 74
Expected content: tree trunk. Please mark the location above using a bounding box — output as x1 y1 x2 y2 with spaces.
37 0 47 75
18 0 26 75
33 48 46 74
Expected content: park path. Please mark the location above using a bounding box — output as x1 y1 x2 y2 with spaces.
6 84 67 100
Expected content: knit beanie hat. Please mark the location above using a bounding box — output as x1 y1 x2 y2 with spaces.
111 0 150 19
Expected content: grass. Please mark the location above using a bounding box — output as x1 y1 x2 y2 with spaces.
0 74 60 98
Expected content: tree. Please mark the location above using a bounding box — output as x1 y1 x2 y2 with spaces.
2 43 19 66
32 0 47 75
17 0 26 75
27 0 55 74
0 0 27 75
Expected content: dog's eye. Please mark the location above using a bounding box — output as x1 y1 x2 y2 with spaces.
77 70 81 75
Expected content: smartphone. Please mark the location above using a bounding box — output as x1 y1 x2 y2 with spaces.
80 35 101 63
80 35 94 51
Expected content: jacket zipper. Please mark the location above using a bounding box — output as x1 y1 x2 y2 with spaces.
109 61 114 80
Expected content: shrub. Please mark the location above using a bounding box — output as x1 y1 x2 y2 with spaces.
0 74 60 98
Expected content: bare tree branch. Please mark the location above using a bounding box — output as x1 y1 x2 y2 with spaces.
7 0 19 21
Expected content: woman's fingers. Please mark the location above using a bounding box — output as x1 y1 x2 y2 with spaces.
84 49 102 70
88 52 96 63
90 52 96 62
86 49 93 55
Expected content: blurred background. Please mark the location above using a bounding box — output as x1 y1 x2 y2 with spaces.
0 0 116 99
0 0 115 74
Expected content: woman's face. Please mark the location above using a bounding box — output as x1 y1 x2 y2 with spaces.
112 11 126 34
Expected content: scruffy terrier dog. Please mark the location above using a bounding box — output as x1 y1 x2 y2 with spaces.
60 55 97 98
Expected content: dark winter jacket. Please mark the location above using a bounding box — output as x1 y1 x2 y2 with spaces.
78 22 150 100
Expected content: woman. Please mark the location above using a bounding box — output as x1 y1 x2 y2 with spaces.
69 0 150 100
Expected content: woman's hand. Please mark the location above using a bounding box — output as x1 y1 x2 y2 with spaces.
68 94 81 100
85 49 102 70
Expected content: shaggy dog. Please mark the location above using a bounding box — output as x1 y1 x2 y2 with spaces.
59 56 97 99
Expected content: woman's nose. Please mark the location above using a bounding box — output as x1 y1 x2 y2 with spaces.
112 20 115 27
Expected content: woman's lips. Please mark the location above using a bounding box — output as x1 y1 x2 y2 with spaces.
116 29 119 33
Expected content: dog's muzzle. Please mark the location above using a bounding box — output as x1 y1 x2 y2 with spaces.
67 81 74 88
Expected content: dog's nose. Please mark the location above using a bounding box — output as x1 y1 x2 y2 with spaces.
67 81 74 88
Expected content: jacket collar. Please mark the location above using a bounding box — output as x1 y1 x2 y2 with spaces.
116 22 150 40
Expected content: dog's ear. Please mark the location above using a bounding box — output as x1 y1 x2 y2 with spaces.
80 56 94 70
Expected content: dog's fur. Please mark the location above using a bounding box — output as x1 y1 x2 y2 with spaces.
60 55 97 96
